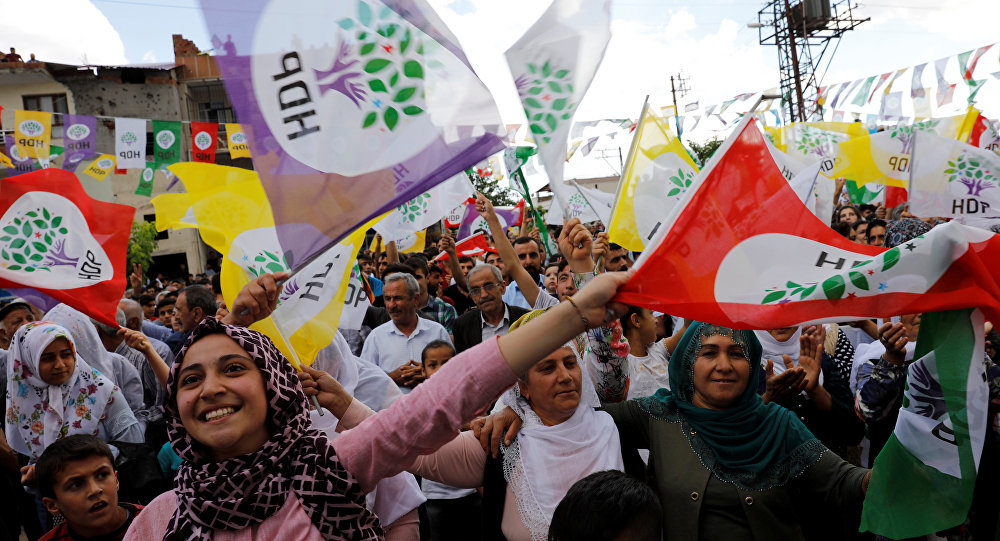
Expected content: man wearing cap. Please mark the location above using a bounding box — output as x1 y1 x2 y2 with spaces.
0 300 38 420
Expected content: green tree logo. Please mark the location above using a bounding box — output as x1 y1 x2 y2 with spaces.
396 192 431 223
156 131 175 150
666 168 694 198
230 132 247 145
889 119 940 154
120 132 138 146
18 120 44 137
194 132 213 150
317 0 427 132
761 246 902 304
96 158 113 169
517 61 575 145
246 250 289 278
795 126 838 159
66 124 90 141
0 207 73 273
944 151 996 196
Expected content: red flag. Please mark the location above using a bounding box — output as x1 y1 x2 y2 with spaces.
615 118 1000 328
433 233 490 261
190 122 219 163
0 169 131 327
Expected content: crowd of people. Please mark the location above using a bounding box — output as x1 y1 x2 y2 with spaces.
0 187 998 541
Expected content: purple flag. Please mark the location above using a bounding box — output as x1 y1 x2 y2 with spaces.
193 0 505 269
458 199 524 239
4 136 36 176
62 114 97 171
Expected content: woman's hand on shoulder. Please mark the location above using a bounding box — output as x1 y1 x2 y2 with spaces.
470 407 522 458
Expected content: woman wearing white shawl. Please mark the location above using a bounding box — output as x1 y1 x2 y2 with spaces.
321 309 624 541
44 304 146 417
5 321 142 463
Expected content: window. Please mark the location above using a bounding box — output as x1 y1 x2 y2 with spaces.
23 94 69 130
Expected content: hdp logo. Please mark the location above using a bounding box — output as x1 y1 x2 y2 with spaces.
66 124 90 141
142 168 154 182
96 158 113 169
230 132 247 145
19 120 45 137
194 131 213 150
251 0 437 175
515 60 575 145
156 130 176 150
120 131 138 146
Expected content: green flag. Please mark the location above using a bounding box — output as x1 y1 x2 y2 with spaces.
846 179 883 205
136 167 155 197
861 308 989 538
152 120 182 167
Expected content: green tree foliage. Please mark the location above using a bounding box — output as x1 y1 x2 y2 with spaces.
127 220 159 274
688 138 723 168
467 169 519 206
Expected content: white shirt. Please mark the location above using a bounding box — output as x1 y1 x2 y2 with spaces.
481 305 512 342
360 316 451 393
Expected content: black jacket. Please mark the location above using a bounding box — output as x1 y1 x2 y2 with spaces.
452 304 531 353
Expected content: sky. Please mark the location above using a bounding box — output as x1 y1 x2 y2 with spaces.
2 0 998 133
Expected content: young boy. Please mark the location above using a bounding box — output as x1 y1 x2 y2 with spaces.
418 340 483 541
36 435 143 541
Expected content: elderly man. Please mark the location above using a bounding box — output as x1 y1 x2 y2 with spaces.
404 255 457 335
452 264 531 353
0 300 37 417
360 272 451 393
119 298 176 367
166 284 218 354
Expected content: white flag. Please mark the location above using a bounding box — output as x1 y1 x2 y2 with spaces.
373 173 474 240
505 0 611 214
910 131 1000 230
114 118 147 169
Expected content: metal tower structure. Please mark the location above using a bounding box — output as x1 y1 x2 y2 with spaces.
756 0 868 122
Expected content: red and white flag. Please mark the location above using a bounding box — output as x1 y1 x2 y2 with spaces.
434 233 490 261
615 117 1000 328
0 169 131 327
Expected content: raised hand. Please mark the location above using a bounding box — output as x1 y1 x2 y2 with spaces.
762 359 807 404
221 271 289 327
797 325 825 392
129 262 144 296
877 322 909 365
557 217 594 270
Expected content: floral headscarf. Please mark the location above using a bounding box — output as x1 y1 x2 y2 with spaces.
4 321 115 460
885 218 933 249
163 317 381 540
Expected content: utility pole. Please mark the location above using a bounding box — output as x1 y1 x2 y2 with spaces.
669 73 690 135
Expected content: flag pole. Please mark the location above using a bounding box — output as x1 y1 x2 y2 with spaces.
513 166 554 257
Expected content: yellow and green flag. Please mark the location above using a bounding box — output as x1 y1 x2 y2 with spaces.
81 154 116 181
13 110 52 159
831 108 979 187
225 123 251 159
608 104 698 251
166 162 373 368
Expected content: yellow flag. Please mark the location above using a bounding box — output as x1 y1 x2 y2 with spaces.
225 123 252 159
150 192 198 232
777 121 868 178
396 230 426 253
607 105 698 251
167 162 373 368
831 108 980 187
14 110 52 159
0 153 13 168
81 154 116 181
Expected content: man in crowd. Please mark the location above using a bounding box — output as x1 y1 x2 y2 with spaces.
452 264 531 353
606 242 633 272
165 285 217 354
361 272 451 393
0 300 36 347
866 218 887 247
118 298 175 367
405 255 457 336
501 236 544 309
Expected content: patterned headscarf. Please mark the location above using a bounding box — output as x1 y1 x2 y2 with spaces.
4 321 116 460
163 317 381 540
885 218 932 249
636 322 824 490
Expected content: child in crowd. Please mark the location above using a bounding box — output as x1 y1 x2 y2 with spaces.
419 340 483 541
36 435 143 541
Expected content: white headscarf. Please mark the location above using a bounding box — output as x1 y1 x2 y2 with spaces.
5 321 116 460
502 343 624 541
43 304 114 377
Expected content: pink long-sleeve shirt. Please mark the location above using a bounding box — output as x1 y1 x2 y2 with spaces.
125 338 516 540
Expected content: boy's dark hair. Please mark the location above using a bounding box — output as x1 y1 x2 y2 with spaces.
421 339 456 362
36 435 115 499
548 470 662 541
404 255 429 276
428 264 443 275
383 262 415 278
357 252 373 263
618 305 645 331
458 256 474 266
155 297 176 312
138 294 155 306
831 221 851 238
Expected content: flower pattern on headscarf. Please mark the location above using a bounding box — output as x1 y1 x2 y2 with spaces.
635 322 825 490
885 218 933 249
4 321 115 460
163 317 382 541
